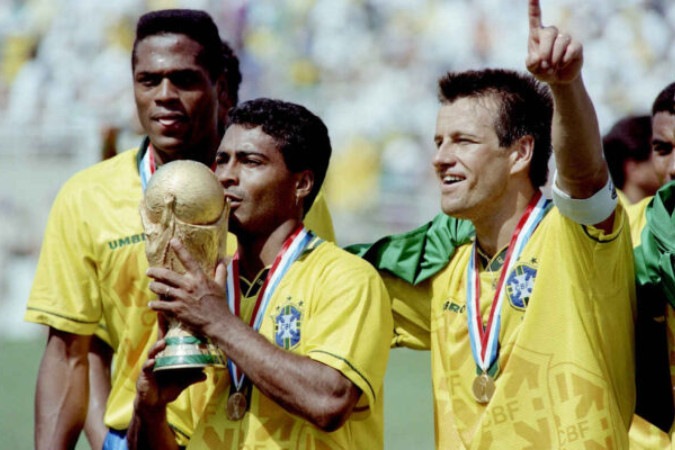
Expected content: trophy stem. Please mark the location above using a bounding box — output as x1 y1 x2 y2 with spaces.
154 325 225 371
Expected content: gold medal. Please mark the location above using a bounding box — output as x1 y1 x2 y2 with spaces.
472 373 495 404
226 391 248 421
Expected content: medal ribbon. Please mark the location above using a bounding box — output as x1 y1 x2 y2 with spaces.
139 143 157 192
225 225 314 391
466 192 550 373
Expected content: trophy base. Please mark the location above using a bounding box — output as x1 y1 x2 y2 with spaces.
154 334 225 372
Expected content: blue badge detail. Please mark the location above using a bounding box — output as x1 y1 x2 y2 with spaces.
505 264 537 310
275 305 302 349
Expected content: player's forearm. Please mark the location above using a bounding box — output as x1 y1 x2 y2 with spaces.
127 406 178 450
205 316 360 431
550 76 608 198
84 338 113 449
35 330 91 450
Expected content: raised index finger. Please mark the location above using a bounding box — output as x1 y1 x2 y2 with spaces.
528 0 543 33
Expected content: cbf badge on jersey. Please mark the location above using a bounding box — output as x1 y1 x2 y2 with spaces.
505 264 537 310
274 301 303 349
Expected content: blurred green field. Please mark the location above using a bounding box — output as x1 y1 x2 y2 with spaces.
1 338 433 449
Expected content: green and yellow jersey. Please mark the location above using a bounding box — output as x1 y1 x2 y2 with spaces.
382 206 635 449
25 146 336 445
187 241 392 449
629 187 675 449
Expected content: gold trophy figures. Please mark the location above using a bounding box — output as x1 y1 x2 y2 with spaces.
140 159 229 371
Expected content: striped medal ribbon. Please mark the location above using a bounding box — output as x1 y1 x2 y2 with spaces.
225 225 314 393
139 143 157 192
466 192 550 402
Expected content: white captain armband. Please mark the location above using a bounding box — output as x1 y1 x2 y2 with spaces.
551 170 617 225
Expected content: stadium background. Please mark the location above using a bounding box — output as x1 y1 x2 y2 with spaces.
0 0 673 448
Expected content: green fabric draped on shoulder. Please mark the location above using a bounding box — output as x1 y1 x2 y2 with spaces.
345 214 475 285
635 182 675 307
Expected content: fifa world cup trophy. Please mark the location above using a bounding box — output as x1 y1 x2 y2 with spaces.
140 160 229 371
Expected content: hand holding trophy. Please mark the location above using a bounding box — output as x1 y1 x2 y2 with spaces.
140 160 229 371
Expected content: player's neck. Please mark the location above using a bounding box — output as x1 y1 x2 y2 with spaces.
473 187 538 258
150 139 219 168
621 184 646 205
236 219 303 280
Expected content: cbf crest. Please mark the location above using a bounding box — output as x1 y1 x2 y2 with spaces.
505 263 537 310
274 299 304 349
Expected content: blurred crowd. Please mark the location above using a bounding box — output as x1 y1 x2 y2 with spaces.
0 0 674 338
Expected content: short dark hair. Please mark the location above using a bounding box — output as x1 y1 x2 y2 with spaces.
132 9 225 83
221 40 242 107
652 82 675 116
602 115 652 189
438 69 553 188
226 98 332 213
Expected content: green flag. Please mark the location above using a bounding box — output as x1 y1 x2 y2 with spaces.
635 182 675 307
345 214 475 285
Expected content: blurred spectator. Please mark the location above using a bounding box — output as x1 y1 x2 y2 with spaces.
2 0 675 316
603 114 660 204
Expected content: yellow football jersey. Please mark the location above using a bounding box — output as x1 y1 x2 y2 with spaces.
26 146 337 444
388 206 635 449
626 195 651 246
304 189 336 243
187 241 393 449
627 194 675 449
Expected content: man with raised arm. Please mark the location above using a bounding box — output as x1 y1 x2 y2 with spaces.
353 1 635 447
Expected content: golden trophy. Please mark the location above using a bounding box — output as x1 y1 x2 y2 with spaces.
140 159 229 371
